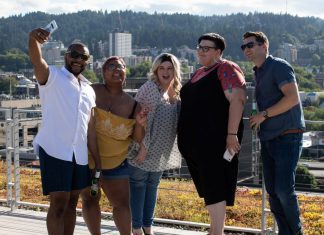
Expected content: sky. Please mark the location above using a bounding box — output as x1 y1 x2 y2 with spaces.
1 0 324 19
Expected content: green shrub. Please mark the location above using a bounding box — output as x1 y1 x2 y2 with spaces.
296 165 318 189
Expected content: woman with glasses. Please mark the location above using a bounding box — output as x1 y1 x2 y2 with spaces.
177 33 246 235
128 53 182 235
80 56 147 235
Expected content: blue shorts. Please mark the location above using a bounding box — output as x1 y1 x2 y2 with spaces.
39 146 91 195
102 160 130 180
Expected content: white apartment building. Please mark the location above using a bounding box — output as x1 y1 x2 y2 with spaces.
41 40 65 66
109 32 132 57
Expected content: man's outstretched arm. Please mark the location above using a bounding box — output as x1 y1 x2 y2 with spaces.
28 28 50 85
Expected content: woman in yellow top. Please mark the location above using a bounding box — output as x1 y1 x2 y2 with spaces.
81 56 147 235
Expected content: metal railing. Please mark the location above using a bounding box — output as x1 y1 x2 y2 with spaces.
1 108 323 234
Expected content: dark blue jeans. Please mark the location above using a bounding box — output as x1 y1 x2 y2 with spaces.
261 133 303 235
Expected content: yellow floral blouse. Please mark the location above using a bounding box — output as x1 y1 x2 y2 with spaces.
88 107 136 169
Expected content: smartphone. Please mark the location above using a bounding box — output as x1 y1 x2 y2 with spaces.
43 20 58 34
223 149 235 162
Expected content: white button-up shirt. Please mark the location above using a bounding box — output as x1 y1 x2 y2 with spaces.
34 66 96 165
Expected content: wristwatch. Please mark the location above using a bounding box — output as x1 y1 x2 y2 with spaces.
262 110 269 119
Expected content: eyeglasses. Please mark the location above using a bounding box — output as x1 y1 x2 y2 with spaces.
196 45 217 52
66 50 90 61
240 42 262 51
106 63 126 71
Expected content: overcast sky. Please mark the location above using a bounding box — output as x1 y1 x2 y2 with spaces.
1 0 324 19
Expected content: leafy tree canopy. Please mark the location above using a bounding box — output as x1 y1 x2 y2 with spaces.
0 76 17 94
294 66 321 91
82 69 98 83
0 11 323 61
0 48 31 71
128 61 152 78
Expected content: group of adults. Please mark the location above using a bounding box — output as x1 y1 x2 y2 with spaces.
28 27 304 235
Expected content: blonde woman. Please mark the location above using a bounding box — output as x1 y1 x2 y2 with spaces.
128 53 182 235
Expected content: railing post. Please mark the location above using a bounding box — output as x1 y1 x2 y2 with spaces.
252 127 277 234
261 174 278 234
5 118 14 209
12 110 20 210
252 129 260 184
261 176 268 234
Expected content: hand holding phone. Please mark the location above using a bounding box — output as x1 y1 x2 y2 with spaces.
223 149 235 162
43 20 58 34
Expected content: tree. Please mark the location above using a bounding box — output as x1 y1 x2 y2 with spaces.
303 106 324 131
0 48 31 72
311 54 321 66
1 11 324 61
82 69 98 83
128 61 152 78
282 33 300 44
0 77 17 94
181 64 190 74
294 66 321 91
236 61 254 82
295 165 318 189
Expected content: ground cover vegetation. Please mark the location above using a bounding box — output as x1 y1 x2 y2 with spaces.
0 162 323 234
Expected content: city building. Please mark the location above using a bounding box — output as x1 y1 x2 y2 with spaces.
96 40 110 58
123 55 152 67
314 39 324 52
41 40 65 66
108 31 132 57
277 43 298 64
0 107 41 149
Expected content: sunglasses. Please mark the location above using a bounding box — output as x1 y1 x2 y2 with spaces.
196 45 218 52
240 42 262 51
66 50 90 61
106 63 126 71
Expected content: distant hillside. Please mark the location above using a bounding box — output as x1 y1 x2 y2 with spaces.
1 10 324 59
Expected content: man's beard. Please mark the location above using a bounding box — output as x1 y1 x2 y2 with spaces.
65 60 85 76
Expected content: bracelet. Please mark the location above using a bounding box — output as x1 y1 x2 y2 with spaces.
228 133 237 136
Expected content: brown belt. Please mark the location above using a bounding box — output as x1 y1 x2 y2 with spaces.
281 129 304 135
